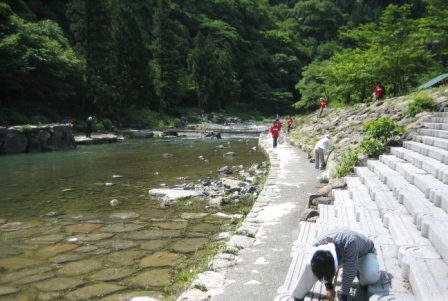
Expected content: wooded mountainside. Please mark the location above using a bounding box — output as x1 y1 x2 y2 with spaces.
1 0 447 125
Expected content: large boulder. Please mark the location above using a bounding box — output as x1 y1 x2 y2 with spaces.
2 129 27 153
0 124 76 154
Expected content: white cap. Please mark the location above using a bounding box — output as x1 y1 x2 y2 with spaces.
325 134 330 139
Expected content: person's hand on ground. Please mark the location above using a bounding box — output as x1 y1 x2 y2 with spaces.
325 289 335 301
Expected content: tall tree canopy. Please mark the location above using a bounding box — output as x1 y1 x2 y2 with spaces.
1 0 446 125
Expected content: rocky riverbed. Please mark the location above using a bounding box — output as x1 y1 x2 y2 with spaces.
0 159 268 301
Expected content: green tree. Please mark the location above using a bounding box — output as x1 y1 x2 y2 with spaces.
293 60 328 111
416 0 448 67
311 4 438 104
85 0 116 114
112 4 149 109
293 0 345 43
151 0 181 114
214 42 240 110
0 3 82 112
188 32 218 110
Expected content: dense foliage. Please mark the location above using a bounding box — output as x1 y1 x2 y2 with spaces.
0 0 447 125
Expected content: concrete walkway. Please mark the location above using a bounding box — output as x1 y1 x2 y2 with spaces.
206 133 322 301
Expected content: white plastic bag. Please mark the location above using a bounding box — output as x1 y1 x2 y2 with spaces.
278 130 285 144
316 170 331 183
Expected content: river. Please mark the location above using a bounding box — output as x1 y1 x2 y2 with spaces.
0 134 268 300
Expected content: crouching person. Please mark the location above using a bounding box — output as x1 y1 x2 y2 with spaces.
291 229 381 301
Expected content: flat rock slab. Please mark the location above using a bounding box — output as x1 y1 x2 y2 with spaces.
65 223 103 233
192 271 229 290
0 257 42 270
95 239 138 250
171 237 208 253
37 291 63 300
0 286 19 296
57 260 102 276
2 225 60 239
226 235 256 249
110 212 140 220
139 240 170 252
0 266 52 283
49 254 84 264
180 213 209 219
35 244 77 258
126 269 171 288
32 277 86 292
152 221 188 230
139 251 183 268
101 223 145 233
98 291 163 301
88 267 136 281
73 245 99 253
0 245 22 256
106 250 146 266
148 188 201 200
190 223 221 233
67 233 114 242
15 271 55 285
65 283 125 300
0 221 41 231
27 234 64 244
122 229 182 240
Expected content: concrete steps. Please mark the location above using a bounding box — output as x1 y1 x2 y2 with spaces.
276 109 448 301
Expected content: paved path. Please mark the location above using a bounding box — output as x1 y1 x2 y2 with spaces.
209 133 322 301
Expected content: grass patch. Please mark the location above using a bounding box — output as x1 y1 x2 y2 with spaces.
406 94 438 117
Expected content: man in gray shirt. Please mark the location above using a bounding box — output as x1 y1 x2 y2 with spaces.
291 229 381 301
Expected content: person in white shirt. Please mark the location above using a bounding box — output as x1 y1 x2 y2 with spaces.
314 134 332 170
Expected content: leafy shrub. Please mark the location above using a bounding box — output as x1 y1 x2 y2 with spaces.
0 108 29 126
363 117 404 143
169 118 183 128
406 96 438 117
333 147 359 178
17 124 33 135
116 105 159 128
101 119 113 131
359 139 390 158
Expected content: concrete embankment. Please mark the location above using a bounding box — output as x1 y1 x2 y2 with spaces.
177 133 322 301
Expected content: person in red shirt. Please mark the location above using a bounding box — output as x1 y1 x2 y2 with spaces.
319 97 328 117
286 115 294 133
269 119 281 148
373 83 385 100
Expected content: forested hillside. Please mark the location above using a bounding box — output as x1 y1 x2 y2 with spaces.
0 0 446 126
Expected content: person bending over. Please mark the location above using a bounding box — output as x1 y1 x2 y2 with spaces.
314 134 332 170
291 229 381 301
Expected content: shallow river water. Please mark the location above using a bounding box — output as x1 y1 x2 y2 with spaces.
0 136 267 301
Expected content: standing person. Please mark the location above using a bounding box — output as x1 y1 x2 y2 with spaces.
314 134 332 170
373 83 386 100
287 115 294 133
290 229 381 301
86 116 92 138
319 97 328 117
276 118 283 129
269 119 281 148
